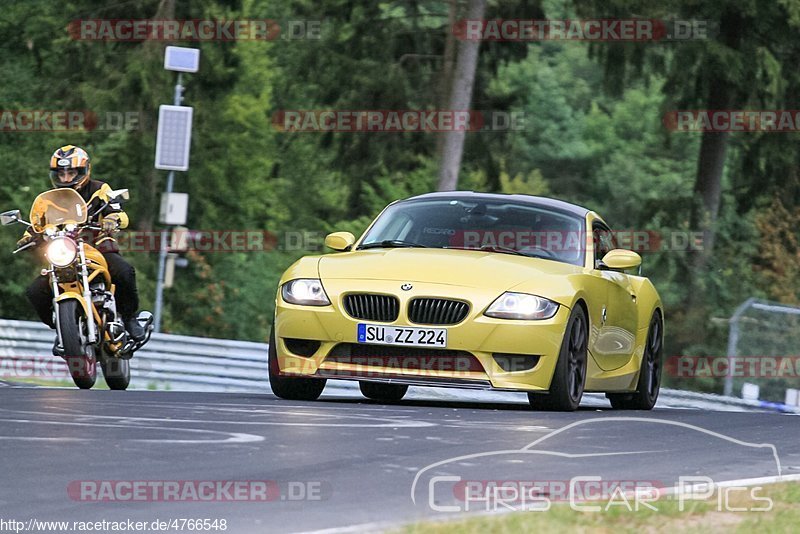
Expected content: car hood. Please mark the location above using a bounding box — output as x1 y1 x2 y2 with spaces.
317 248 583 291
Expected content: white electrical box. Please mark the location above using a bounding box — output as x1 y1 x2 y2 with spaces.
159 192 189 225
170 226 190 252
164 253 177 288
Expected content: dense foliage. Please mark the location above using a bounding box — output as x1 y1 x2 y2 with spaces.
1 0 798 396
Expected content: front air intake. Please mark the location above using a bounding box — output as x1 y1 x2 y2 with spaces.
343 294 399 322
408 298 469 325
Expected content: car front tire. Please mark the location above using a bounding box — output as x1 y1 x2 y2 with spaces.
268 325 326 401
528 305 588 412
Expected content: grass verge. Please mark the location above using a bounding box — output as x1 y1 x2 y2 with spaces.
402 481 800 534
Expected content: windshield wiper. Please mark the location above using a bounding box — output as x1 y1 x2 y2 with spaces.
446 244 530 257
477 244 531 256
358 239 428 250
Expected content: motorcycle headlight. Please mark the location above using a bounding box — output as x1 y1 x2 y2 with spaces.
281 279 331 306
485 292 559 320
45 237 78 267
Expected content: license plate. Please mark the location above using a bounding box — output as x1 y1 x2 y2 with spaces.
357 324 447 348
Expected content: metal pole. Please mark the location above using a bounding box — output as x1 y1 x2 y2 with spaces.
153 176 171 333
153 73 183 332
723 317 740 397
724 297 755 397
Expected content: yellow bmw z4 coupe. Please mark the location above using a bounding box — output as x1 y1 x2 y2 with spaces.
270 192 664 411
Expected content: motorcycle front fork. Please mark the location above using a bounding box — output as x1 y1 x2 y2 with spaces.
50 241 99 350
50 270 62 348
78 242 97 344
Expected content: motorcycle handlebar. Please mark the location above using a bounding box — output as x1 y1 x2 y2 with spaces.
12 225 104 249
12 241 37 254
10 223 114 253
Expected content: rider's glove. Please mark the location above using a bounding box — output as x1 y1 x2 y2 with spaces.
16 234 34 249
101 215 120 234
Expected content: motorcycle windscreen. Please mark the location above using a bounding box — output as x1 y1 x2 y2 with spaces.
30 188 88 232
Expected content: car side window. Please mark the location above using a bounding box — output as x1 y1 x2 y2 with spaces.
593 223 615 265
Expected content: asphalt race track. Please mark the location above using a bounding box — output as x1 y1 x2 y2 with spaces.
1 386 799 533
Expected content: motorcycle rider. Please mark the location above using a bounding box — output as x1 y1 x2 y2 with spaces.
18 145 145 354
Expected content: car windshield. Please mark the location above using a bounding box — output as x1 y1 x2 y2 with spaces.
359 198 586 266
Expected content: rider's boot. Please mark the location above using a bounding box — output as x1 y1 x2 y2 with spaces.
124 316 146 342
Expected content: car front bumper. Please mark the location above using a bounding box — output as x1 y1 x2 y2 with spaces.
274 280 571 392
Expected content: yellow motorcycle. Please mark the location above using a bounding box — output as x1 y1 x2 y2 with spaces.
2 188 153 389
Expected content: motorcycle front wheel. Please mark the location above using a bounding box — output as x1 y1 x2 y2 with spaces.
58 300 97 389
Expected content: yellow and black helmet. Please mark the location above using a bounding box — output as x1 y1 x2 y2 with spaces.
49 145 91 189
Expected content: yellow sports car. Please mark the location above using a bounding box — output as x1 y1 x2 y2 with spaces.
270 192 664 411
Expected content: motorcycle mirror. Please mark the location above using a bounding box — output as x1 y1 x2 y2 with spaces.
107 189 130 202
0 210 21 226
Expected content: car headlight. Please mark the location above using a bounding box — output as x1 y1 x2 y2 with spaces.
45 237 78 267
484 292 559 320
281 279 331 306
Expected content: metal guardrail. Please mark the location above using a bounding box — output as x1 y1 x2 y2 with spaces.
2 318 799 413
0 318 269 392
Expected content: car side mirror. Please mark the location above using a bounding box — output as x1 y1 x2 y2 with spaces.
107 188 129 202
599 249 642 271
0 210 21 226
325 231 355 252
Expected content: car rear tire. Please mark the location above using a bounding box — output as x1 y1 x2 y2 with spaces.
607 311 663 410
359 382 408 401
528 305 588 412
268 325 326 401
